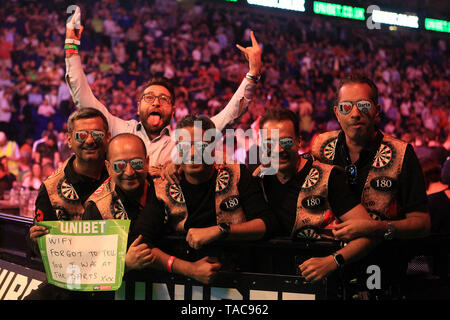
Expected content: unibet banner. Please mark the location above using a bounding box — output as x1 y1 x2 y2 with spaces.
37 220 130 291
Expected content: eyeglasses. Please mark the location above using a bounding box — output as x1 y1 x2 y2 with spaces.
74 130 106 143
261 137 295 152
141 94 172 106
337 100 372 115
177 141 210 155
111 158 145 173
345 164 358 185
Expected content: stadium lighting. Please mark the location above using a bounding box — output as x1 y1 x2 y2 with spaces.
425 18 450 33
247 0 306 12
371 9 419 28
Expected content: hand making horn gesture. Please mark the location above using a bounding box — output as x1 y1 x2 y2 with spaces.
236 31 262 80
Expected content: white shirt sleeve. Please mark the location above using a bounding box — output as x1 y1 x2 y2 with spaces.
65 55 128 136
210 77 256 131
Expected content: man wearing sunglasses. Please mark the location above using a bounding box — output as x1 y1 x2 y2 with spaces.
255 108 377 282
83 133 228 284
26 108 111 299
153 115 277 248
311 74 429 297
121 115 278 281
65 13 262 172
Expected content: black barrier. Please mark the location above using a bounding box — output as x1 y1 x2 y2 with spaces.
116 236 345 300
0 211 449 300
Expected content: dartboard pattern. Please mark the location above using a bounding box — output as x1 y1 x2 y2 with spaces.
111 198 128 220
372 143 393 169
57 178 80 203
302 167 320 189
322 138 337 162
296 227 321 240
216 168 231 193
168 184 185 204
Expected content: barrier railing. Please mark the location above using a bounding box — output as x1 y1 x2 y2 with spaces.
0 212 449 300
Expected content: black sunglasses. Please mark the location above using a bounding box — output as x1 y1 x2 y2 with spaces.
345 164 358 185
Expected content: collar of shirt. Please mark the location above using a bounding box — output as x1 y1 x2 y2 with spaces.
136 122 171 142
64 155 109 185
336 129 384 167
114 174 153 217
263 155 313 186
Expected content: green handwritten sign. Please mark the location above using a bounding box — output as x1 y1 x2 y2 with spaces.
37 220 130 291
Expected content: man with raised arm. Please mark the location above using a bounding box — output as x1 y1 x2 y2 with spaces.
64 8 262 172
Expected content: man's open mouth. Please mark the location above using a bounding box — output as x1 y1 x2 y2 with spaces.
148 111 162 126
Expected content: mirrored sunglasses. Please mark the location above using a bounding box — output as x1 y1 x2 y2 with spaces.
112 158 145 173
261 137 295 152
345 164 358 185
338 100 372 115
74 130 106 143
177 141 210 155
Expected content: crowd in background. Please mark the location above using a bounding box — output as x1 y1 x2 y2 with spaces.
0 0 449 218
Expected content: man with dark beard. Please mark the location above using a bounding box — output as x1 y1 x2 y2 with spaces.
311 74 429 298
64 10 262 172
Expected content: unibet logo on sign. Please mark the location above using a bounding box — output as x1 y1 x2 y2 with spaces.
37 220 130 291
313 1 365 20
425 18 450 33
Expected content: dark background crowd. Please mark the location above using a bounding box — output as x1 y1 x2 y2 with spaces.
0 0 449 210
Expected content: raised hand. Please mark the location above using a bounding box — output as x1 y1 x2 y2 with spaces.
236 31 262 78
66 6 84 41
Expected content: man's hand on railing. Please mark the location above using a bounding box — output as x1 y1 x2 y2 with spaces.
186 226 223 250
189 256 222 285
298 255 337 283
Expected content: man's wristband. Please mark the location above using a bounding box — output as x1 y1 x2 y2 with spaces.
245 72 261 83
64 44 79 50
167 256 176 273
65 49 79 55
65 38 81 45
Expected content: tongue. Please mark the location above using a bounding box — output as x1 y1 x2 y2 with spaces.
149 114 161 126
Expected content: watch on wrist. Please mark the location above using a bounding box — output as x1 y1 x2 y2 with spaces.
218 223 230 239
332 253 345 269
384 222 395 240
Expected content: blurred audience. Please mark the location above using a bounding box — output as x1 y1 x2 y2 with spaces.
0 0 448 206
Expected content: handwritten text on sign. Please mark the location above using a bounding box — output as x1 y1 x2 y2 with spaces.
46 234 118 286
37 220 130 291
